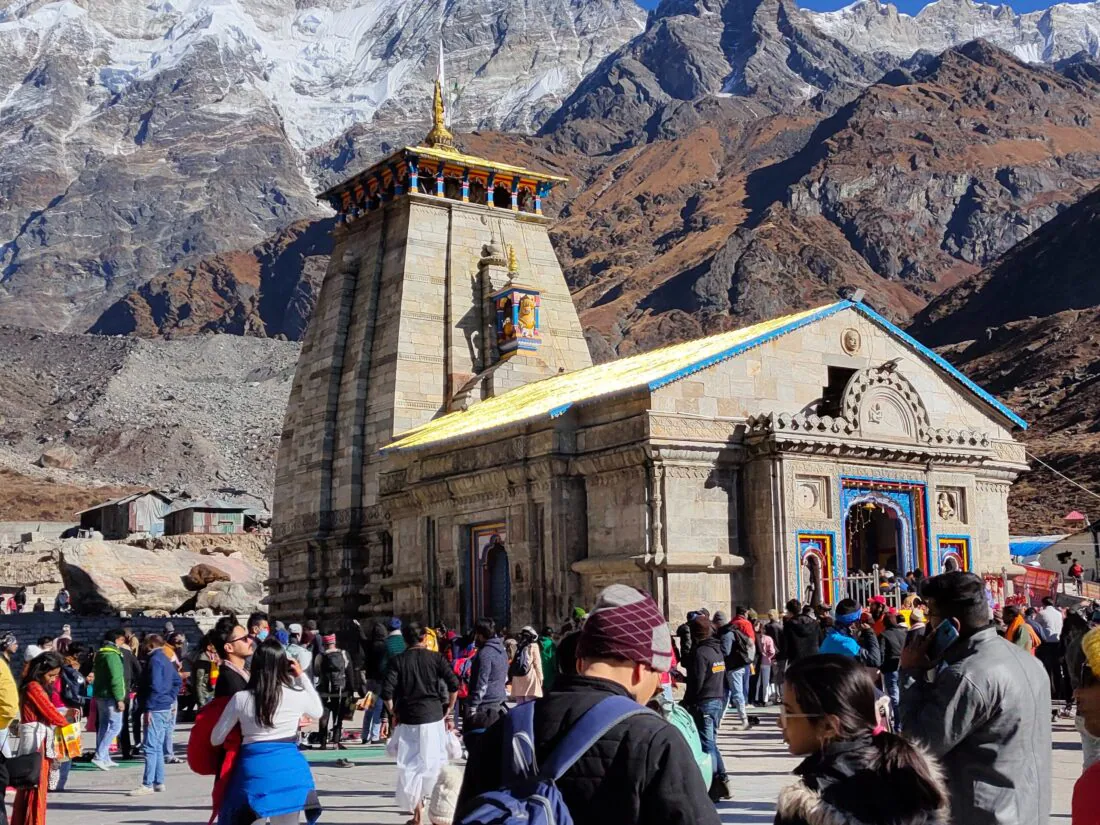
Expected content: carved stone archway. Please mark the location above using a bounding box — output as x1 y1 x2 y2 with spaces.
841 365 932 443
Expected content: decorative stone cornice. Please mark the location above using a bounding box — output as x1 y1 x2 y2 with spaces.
648 413 740 443
570 445 648 478
745 436 988 467
572 552 745 575
747 412 856 438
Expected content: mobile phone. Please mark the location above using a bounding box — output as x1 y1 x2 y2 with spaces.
927 619 959 659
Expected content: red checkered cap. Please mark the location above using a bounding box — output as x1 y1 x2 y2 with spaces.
577 584 673 673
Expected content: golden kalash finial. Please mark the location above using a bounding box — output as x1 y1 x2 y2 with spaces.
507 243 518 273
424 78 455 150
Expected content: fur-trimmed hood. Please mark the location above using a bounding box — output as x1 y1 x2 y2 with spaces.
775 737 950 825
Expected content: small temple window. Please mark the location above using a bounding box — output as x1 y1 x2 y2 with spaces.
469 180 488 205
820 366 857 417
444 176 462 200
493 185 511 209
818 367 858 420
517 187 533 212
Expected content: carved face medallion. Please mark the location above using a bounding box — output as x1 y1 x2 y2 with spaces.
842 328 861 355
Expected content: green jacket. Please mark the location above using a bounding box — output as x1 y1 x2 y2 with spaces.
539 636 557 693
93 644 126 701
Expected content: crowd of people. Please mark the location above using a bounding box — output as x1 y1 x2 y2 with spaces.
0 571 1093 825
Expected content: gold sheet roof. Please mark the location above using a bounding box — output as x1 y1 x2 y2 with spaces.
403 144 569 183
385 303 841 452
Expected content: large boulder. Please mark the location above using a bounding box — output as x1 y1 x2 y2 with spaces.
183 563 231 591
58 539 264 614
195 581 265 615
38 445 77 469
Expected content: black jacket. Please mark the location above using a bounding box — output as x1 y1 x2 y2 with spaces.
362 635 389 682
765 620 784 659
120 647 142 694
880 626 908 673
381 647 458 725
774 736 948 825
675 622 692 662
783 615 820 663
683 637 727 706
457 675 720 825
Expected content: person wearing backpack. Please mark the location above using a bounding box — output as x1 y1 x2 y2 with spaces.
509 627 543 704
317 634 354 750
682 614 731 802
714 611 752 730
456 584 720 825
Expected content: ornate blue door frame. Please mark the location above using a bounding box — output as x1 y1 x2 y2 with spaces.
840 477 931 577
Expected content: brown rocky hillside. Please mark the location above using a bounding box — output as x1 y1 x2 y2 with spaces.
93 42 1100 361
912 185 1100 534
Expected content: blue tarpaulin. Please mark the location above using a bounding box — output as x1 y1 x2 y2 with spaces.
1009 535 1067 560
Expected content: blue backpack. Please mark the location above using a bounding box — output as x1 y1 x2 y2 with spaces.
457 695 651 825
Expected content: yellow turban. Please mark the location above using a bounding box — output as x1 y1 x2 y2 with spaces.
1083 627 1100 675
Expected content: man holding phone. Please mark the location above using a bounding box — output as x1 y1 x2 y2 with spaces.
898 571 1050 825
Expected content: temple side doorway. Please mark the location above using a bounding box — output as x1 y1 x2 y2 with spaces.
465 524 512 631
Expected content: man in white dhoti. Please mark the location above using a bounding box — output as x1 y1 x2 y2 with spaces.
383 622 460 825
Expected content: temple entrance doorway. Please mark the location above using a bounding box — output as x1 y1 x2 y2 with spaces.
845 500 902 575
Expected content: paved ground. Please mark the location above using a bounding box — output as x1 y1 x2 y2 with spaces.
39 708 1081 825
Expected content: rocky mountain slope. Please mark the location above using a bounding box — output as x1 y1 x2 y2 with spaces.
0 0 643 332
911 185 1100 534
89 219 334 339
93 38 1100 352
0 326 299 514
552 39 1100 354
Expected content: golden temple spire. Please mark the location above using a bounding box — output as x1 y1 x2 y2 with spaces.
424 42 455 150
507 243 518 273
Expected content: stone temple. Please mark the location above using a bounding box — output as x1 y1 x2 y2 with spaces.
268 82 1030 628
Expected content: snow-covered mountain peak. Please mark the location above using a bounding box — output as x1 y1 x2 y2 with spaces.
807 0 1100 61
2 0 646 153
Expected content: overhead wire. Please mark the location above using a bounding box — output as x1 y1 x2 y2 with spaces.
1025 449 1100 502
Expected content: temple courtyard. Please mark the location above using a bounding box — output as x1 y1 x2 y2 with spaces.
45 709 1081 824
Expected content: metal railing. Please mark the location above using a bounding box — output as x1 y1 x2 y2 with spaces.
826 564 905 609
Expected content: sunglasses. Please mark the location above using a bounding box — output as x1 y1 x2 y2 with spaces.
227 634 254 645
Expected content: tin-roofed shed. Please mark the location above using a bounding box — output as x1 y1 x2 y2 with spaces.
163 499 247 536
76 491 173 539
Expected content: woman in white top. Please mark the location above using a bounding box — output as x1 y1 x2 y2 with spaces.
211 638 324 825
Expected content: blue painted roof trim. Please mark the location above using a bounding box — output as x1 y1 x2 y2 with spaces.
850 302 1028 430
647 303 850 392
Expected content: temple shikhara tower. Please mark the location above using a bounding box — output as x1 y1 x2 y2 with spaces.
269 69 1030 627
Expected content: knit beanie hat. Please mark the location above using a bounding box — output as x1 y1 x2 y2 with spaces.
577 585 673 673
428 764 464 825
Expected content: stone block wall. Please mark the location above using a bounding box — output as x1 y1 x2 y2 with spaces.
271 191 594 619
0 613 223 672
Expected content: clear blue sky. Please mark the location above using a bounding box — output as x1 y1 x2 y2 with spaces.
635 0 1081 13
